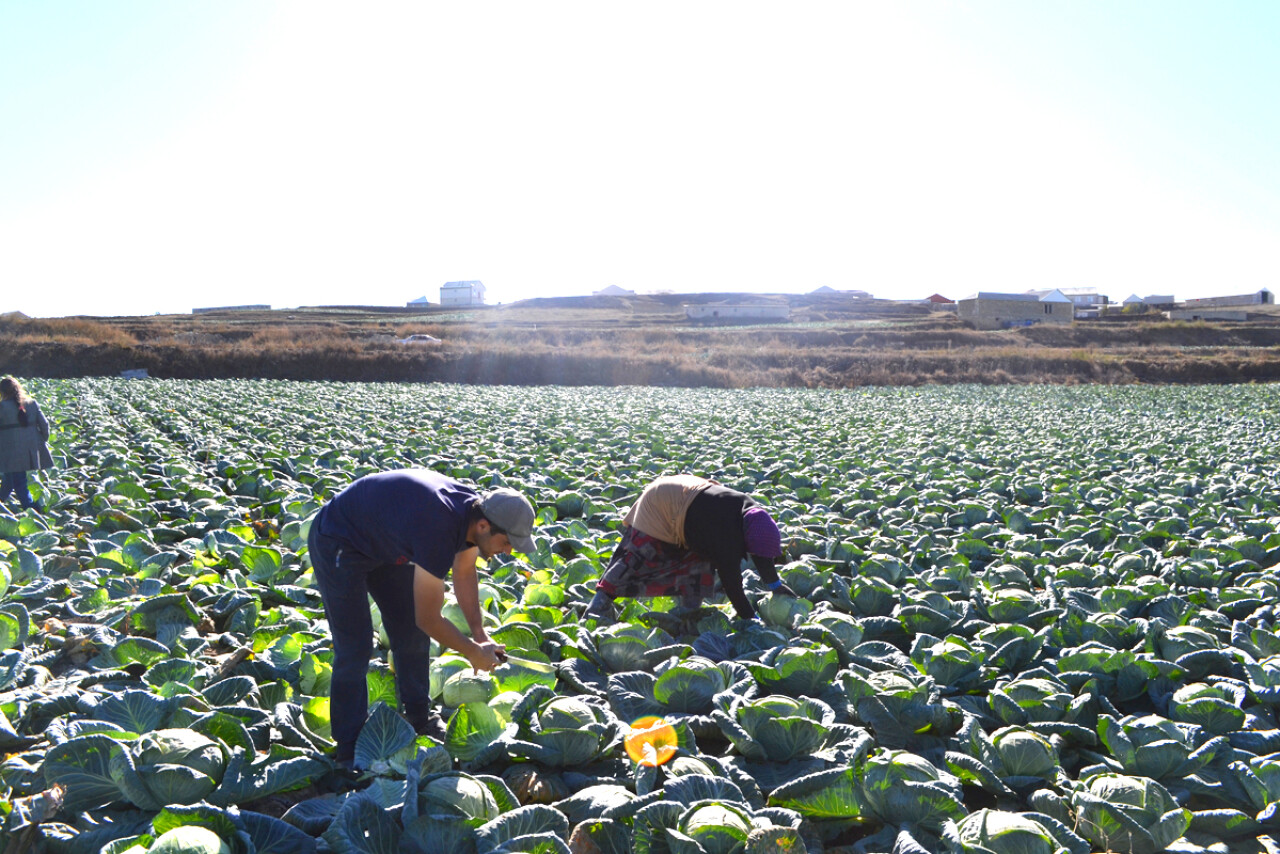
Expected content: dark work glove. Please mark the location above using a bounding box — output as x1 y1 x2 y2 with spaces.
766 583 798 598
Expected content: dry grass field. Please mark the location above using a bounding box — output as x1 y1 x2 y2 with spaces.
5 294 1280 387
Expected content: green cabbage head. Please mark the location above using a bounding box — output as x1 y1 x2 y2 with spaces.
127 829 230 854
1097 714 1222 781
430 655 473 699
952 809 1065 854
653 657 730 714
1168 682 1246 734
758 593 812 629
540 696 601 730
719 695 834 763
665 754 722 780
508 688 621 768
142 825 231 854
669 802 754 854
864 749 945 790
747 643 840 698
801 611 864 653
134 729 226 779
989 677 1076 726
117 729 229 811
596 624 675 673
421 771 502 821
985 589 1040 623
860 749 966 830
443 670 497 707
990 727 1059 780
910 634 983 689
115 826 233 854
489 690 523 723
1154 625 1220 661
1071 773 1190 854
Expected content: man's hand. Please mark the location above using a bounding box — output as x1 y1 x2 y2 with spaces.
468 640 506 673
772 583 799 598
478 640 506 659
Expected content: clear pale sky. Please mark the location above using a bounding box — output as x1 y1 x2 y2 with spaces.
2 1 1277 317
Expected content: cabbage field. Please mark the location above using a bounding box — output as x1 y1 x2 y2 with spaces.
4 378 1280 853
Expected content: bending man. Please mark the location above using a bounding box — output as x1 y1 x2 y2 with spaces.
308 469 536 765
587 474 795 621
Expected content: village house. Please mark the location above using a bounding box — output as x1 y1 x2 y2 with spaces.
1120 294 1176 311
1169 308 1251 322
956 290 1074 330
439 281 486 306
593 285 636 297
192 304 270 314
684 301 790 322
1027 287 1108 310
1181 289 1273 309
809 286 873 299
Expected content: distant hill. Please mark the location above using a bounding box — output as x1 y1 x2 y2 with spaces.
5 297 1280 387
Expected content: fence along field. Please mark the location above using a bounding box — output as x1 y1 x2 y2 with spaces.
1 378 1280 851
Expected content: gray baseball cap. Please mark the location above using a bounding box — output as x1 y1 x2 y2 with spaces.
480 488 537 553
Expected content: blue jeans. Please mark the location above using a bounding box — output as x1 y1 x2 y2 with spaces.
0 472 32 508
308 514 433 759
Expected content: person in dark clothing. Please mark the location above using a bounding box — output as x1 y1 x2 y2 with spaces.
586 474 796 621
0 376 53 511
308 469 537 766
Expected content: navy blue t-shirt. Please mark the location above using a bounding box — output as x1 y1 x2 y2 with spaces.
316 470 476 579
